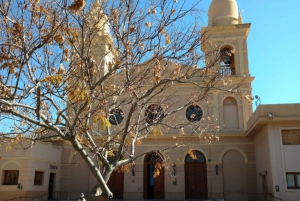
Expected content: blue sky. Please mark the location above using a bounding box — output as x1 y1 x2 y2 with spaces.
198 0 300 109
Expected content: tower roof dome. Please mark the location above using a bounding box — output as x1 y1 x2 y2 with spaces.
208 0 239 26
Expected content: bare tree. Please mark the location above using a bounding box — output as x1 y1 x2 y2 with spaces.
0 0 244 200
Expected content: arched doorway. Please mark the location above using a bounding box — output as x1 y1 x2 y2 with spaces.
185 150 208 200
143 152 164 199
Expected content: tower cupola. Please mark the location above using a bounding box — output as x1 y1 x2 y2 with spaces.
208 0 239 26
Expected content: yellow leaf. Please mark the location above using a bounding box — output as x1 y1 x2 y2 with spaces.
165 33 171 44
41 75 63 85
136 140 142 145
159 29 165 34
6 144 12 151
100 116 111 130
188 148 197 160
107 150 115 157
152 126 163 137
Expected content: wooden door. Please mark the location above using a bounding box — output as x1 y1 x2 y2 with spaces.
143 163 165 199
262 175 268 201
143 152 165 199
185 163 197 198
107 170 124 199
185 150 207 200
195 164 207 199
185 163 207 199
154 166 164 199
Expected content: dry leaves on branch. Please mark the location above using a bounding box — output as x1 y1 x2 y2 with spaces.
68 0 86 13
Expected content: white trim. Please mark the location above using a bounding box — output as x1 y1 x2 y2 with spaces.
0 160 22 170
68 150 77 164
221 95 238 105
1 156 60 164
219 43 237 53
218 146 248 163
141 149 166 164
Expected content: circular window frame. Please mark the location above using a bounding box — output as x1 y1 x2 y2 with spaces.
109 108 124 125
185 105 203 122
145 104 164 124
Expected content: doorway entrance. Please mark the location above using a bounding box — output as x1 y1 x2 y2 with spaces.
185 150 207 200
143 152 164 199
48 173 55 200
107 169 124 199
262 175 268 201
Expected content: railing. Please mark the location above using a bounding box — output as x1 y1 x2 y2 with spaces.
5 191 60 201
220 66 235 76
268 192 285 201
5 194 48 201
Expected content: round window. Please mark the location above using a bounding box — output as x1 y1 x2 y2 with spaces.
145 104 164 124
186 105 202 122
109 109 124 125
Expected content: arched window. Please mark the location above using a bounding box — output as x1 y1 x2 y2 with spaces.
220 46 235 75
2 162 21 186
223 97 238 129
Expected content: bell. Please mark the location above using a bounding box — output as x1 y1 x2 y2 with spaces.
224 55 231 64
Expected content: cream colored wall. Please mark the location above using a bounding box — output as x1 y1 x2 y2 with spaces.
69 154 90 199
203 24 251 77
57 135 257 200
253 124 272 200
121 136 257 200
252 118 300 201
268 123 300 201
59 144 100 200
248 104 300 201
0 142 61 201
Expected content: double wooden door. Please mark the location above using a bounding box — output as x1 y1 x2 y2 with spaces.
107 170 124 199
185 163 207 200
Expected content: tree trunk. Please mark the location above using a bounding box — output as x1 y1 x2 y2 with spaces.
88 186 112 201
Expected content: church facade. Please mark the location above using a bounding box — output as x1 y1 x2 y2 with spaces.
1 1 300 201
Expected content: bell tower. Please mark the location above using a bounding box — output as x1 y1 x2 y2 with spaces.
202 0 254 132
87 0 116 76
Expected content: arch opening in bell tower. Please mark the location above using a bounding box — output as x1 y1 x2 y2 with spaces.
220 46 235 76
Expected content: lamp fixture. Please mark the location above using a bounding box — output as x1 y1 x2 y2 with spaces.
172 163 177 185
215 165 219 175
131 162 135 176
268 112 274 118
